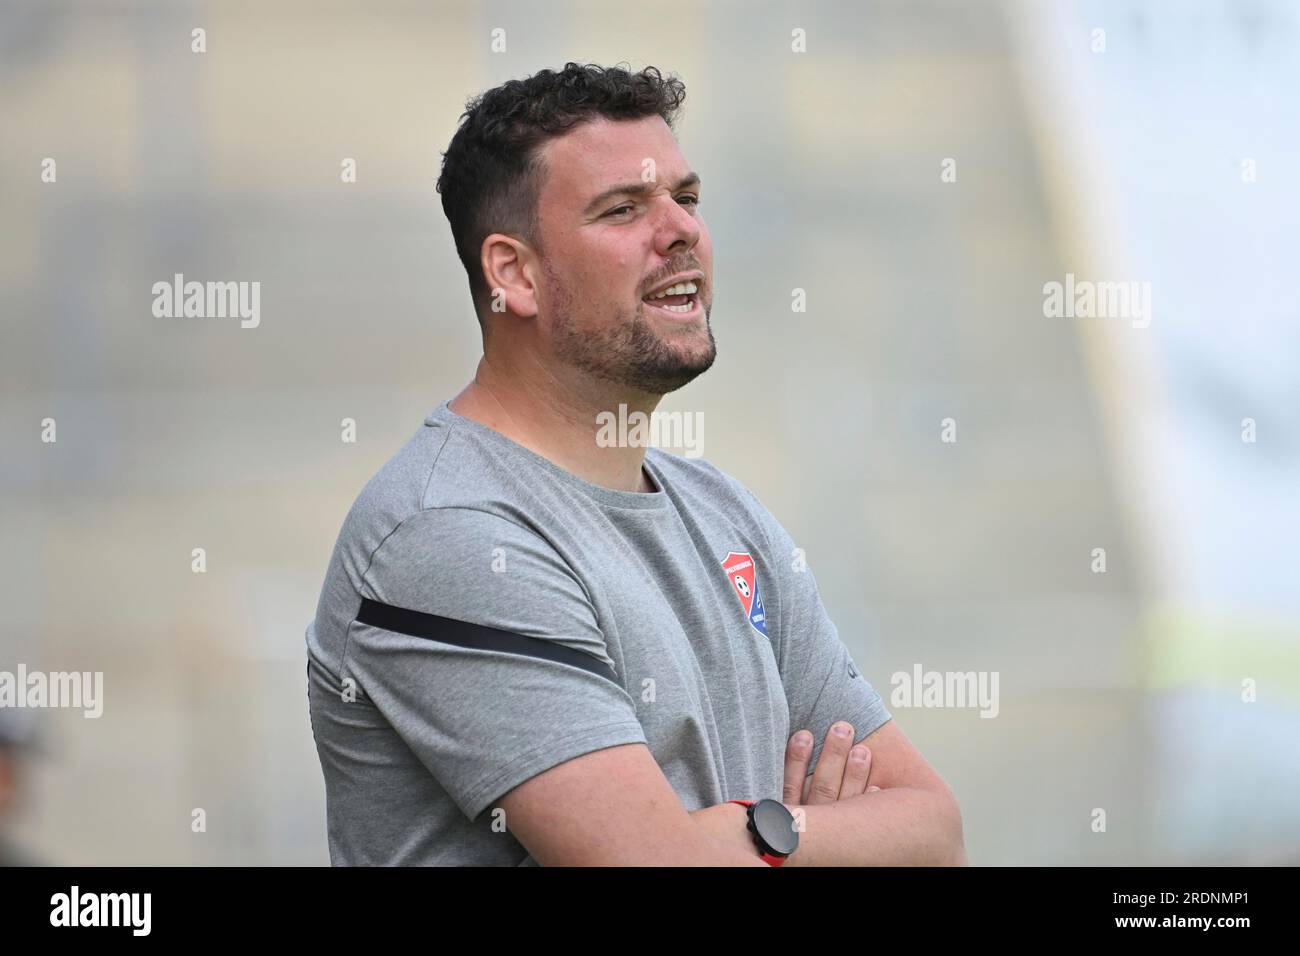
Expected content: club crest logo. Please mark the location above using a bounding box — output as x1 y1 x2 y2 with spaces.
721 551 768 637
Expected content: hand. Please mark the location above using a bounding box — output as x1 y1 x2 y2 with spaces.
783 721 881 806
690 721 882 864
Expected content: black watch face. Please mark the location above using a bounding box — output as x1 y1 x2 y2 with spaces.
752 799 798 856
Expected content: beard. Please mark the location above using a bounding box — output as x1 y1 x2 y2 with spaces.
547 264 717 395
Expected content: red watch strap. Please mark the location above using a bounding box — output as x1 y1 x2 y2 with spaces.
728 800 787 866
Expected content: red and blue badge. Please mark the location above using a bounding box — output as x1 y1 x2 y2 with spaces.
722 551 768 637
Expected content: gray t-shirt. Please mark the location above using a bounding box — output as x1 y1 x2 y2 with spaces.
305 400 891 865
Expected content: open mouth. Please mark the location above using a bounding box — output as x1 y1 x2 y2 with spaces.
642 280 701 318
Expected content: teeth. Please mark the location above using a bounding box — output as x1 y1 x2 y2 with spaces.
647 280 698 299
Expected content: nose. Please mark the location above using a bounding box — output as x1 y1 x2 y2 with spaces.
652 193 702 258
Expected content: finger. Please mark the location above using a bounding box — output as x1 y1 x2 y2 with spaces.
782 730 813 805
867 785 881 792
838 744 872 800
806 721 855 805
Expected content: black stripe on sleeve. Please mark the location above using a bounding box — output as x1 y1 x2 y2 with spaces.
355 597 620 685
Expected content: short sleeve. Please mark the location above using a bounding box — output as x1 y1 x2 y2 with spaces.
342 506 647 822
729 480 892 769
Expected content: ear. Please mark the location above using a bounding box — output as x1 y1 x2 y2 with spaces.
480 233 540 319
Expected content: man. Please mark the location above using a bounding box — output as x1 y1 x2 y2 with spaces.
306 62 965 866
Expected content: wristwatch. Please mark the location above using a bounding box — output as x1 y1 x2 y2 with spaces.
728 798 798 866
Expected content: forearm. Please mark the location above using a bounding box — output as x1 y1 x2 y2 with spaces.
783 786 966 866
688 803 771 866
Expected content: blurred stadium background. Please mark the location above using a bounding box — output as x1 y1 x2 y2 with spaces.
1 0 1297 864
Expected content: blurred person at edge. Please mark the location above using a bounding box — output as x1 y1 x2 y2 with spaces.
0 711 37 866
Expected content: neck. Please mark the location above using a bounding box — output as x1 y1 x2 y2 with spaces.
448 353 662 494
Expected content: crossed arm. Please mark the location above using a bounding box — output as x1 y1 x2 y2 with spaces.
498 715 965 866
781 718 966 866
690 717 966 866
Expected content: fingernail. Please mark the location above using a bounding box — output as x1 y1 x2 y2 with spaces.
851 747 867 762
794 731 812 747
834 724 850 737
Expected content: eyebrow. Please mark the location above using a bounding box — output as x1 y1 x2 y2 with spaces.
583 172 701 216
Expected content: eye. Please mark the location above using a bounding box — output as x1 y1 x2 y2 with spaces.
604 204 634 218
678 194 700 207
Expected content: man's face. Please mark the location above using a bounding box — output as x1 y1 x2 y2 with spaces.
531 114 715 396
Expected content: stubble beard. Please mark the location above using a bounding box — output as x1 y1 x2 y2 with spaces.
548 268 717 396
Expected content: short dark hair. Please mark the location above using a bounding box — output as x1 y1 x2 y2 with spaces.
436 62 687 326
